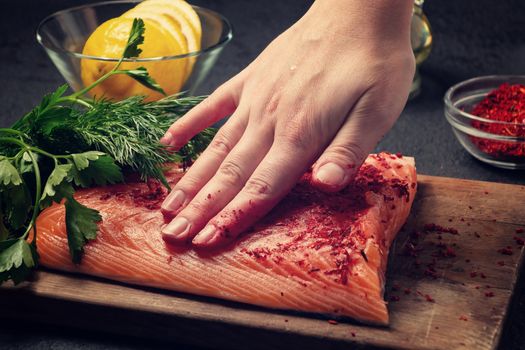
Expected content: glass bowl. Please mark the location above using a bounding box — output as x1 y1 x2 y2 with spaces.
444 75 525 169
36 0 233 99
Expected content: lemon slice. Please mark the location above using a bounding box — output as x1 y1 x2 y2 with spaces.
122 8 188 55
123 6 194 82
81 17 186 101
134 0 201 55
122 8 191 82
142 0 202 42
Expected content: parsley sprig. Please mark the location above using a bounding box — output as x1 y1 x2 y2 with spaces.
0 19 215 283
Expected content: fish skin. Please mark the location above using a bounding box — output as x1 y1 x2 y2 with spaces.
36 153 416 325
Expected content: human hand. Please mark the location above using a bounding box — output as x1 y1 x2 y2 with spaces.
160 0 415 249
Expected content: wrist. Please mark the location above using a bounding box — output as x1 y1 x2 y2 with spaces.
305 0 413 46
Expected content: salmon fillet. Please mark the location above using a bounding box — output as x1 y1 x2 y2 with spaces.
36 153 417 325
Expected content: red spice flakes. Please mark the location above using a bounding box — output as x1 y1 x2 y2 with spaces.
424 266 438 279
351 332 356 337
425 294 435 302
459 315 469 321
475 286 481 289
514 236 525 246
284 319 288 323
470 271 478 278
516 228 524 234
474 232 481 238
404 288 412 295
416 290 435 302
468 205 473 210
128 181 168 210
206 193 212 199
470 83 525 158
465 259 471 263
441 246 457 258
480 272 487 279
423 223 459 235
498 246 513 255
391 283 400 291
99 193 112 200
395 152 403 158
485 291 495 298
390 295 400 302
497 261 505 266
484 191 489 195
327 319 338 325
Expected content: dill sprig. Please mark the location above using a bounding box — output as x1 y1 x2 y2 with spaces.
22 95 211 187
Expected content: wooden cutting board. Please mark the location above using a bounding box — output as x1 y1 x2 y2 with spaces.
1 175 524 350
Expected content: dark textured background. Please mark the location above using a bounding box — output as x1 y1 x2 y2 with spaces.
1 0 524 349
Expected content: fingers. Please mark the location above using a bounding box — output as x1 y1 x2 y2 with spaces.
160 111 248 220
160 79 241 149
311 99 396 192
161 124 274 244
192 139 316 248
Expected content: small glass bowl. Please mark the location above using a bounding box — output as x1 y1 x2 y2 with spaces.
444 75 525 169
36 0 233 98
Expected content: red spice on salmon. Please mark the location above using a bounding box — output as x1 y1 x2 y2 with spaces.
35 153 416 325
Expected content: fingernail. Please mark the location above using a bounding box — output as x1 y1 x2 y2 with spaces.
162 217 190 239
160 132 173 145
315 163 346 187
192 225 218 245
161 190 185 212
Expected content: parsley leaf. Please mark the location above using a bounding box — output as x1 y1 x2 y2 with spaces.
40 84 69 111
0 159 22 186
40 164 74 207
64 197 101 264
71 151 105 170
123 18 145 58
1 182 31 230
70 152 123 187
123 67 166 96
19 151 36 174
0 239 38 285
11 84 69 133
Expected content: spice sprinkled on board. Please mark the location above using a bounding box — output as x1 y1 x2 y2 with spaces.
498 247 513 255
425 294 435 302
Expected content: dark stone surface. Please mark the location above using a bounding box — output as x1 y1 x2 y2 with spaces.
0 0 524 349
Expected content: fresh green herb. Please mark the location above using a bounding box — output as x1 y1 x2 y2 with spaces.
123 18 145 58
65 197 102 264
122 67 166 95
0 18 215 284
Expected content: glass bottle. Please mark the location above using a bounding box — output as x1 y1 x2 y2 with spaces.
409 0 433 99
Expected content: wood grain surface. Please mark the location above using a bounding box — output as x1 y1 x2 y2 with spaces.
1 175 524 350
